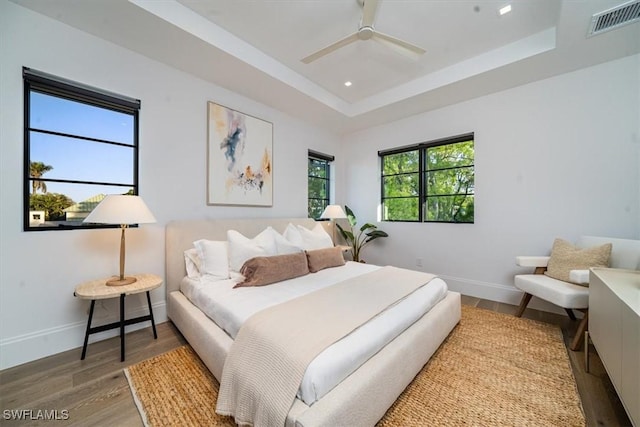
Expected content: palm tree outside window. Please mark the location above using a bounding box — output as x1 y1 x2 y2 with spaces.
30 161 53 194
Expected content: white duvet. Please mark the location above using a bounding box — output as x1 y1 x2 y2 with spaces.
181 261 448 405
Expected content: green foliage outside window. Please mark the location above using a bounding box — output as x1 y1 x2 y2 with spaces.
308 155 331 219
30 192 75 221
380 136 474 223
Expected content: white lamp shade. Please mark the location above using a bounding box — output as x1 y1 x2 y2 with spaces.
320 204 347 219
83 195 156 225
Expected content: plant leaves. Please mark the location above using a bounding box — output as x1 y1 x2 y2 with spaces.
335 224 353 241
360 222 377 232
345 205 357 228
338 206 388 260
366 230 388 238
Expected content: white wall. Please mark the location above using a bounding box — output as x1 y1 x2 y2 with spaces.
342 54 640 308
0 1 342 369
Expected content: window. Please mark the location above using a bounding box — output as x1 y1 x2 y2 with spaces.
380 133 474 223
23 68 140 231
308 150 334 219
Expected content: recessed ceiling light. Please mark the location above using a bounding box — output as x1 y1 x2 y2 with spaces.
344 81 352 87
499 4 512 15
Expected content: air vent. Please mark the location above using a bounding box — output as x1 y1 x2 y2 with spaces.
588 0 640 36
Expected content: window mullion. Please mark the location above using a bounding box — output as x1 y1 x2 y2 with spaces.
419 147 425 223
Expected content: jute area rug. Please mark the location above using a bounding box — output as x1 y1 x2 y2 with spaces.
125 306 585 426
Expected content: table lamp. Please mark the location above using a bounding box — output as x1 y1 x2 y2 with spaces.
320 204 347 245
83 195 156 286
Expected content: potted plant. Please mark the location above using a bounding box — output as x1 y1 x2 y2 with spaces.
336 205 388 262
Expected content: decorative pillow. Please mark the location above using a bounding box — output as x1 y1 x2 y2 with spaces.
183 248 202 279
269 226 303 255
235 252 309 288
193 240 230 280
306 247 345 273
545 238 612 285
227 228 278 272
297 223 333 250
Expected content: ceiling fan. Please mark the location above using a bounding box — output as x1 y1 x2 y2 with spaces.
301 0 426 64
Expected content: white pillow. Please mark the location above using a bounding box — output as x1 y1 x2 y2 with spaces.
193 239 230 280
269 226 303 255
183 248 202 279
297 223 333 250
283 223 304 247
227 228 278 272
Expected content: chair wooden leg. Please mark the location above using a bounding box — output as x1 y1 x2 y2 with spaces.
515 293 533 317
570 309 589 351
565 308 577 321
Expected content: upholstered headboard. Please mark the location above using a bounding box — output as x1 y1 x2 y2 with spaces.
165 218 318 295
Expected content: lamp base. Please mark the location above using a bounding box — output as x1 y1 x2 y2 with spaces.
106 276 137 286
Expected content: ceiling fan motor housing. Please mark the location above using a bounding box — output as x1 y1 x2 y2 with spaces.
358 26 375 40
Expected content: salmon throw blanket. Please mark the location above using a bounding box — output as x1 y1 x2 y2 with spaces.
216 266 436 426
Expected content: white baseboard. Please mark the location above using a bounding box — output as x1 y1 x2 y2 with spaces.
440 274 567 315
0 302 167 370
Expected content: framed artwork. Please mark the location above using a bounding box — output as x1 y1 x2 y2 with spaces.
207 102 273 206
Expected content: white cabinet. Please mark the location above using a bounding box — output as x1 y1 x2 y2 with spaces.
589 268 640 427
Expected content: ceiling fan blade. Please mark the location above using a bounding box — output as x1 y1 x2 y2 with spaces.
301 32 359 64
372 31 426 57
361 0 380 27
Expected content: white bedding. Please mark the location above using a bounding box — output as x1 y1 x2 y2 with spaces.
181 261 448 405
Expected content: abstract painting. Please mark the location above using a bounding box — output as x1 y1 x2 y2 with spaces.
207 102 273 206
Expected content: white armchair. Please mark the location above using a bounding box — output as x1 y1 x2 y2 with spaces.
514 255 590 351
514 236 640 351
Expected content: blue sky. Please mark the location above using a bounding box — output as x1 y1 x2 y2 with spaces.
29 92 135 203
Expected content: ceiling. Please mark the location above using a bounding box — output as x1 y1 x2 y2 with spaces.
12 0 640 134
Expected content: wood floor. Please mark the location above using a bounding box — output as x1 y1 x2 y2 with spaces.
0 297 632 427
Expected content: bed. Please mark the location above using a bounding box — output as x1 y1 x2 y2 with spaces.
166 218 461 426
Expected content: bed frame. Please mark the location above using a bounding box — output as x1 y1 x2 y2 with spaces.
166 218 461 427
